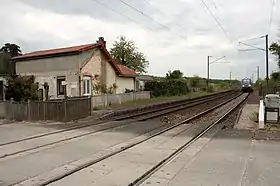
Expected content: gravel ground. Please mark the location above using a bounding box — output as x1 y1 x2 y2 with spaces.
187 94 247 126
157 93 240 124
222 102 246 129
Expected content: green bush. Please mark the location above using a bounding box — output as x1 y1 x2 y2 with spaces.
144 79 189 97
5 75 39 101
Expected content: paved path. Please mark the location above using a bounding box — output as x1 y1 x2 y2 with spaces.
143 129 280 186
0 121 59 145
0 120 166 185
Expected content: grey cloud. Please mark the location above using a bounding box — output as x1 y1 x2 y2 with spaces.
1 0 280 80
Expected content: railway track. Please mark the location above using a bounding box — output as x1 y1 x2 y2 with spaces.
128 94 248 186
13 93 248 186
0 91 238 161
112 90 237 121
0 90 235 148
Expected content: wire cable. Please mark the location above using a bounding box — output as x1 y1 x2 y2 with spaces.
238 36 265 43
91 0 154 32
200 0 232 42
118 0 187 40
141 0 183 29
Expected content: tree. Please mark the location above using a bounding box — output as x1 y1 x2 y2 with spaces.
271 71 280 80
5 75 39 102
0 43 22 75
0 52 11 74
0 43 22 57
166 70 184 79
269 42 280 68
110 36 149 74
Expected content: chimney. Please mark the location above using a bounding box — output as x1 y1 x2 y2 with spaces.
97 37 106 48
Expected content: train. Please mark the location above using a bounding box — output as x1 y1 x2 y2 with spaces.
241 78 253 93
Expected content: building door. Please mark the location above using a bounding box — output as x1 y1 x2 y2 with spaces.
0 81 3 100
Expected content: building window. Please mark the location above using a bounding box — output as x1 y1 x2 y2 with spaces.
83 76 91 96
57 76 66 96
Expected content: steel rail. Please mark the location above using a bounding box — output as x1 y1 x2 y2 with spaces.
128 94 248 186
0 91 237 160
0 91 235 147
20 93 243 186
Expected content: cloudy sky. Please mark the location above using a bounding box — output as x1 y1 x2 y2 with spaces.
1 0 279 80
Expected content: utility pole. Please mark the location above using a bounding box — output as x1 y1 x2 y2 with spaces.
239 35 269 93
207 56 210 88
265 34 269 92
257 66 260 82
206 55 227 88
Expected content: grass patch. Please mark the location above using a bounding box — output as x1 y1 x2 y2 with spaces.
98 91 211 110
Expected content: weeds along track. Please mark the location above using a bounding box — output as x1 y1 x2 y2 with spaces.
14 93 248 186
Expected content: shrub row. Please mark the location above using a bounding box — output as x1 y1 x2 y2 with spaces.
144 79 189 97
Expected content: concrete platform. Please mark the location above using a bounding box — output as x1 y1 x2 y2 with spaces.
0 120 166 185
47 107 231 186
235 104 258 130
143 129 280 186
0 120 138 159
0 121 60 145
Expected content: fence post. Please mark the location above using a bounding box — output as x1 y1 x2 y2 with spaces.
64 98 67 122
27 99 31 120
10 98 14 120
43 101 46 120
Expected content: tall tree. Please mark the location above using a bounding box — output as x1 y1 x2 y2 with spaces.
110 36 149 74
166 70 184 79
269 42 280 68
0 52 11 74
0 43 22 57
0 43 21 75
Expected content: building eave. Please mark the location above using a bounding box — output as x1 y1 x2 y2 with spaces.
12 51 80 62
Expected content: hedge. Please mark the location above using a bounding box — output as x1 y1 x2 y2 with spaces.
144 79 189 97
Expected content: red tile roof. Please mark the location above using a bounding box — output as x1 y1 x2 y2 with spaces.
12 42 138 77
12 43 102 60
117 64 138 77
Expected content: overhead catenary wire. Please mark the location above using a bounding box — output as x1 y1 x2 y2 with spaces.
199 0 232 42
141 0 183 29
90 0 154 32
238 36 265 43
117 0 187 40
239 42 266 51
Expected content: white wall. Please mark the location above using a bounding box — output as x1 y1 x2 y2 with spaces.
116 77 135 94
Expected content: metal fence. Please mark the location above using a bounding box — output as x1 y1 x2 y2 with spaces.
0 96 91 122
91 91 151 108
